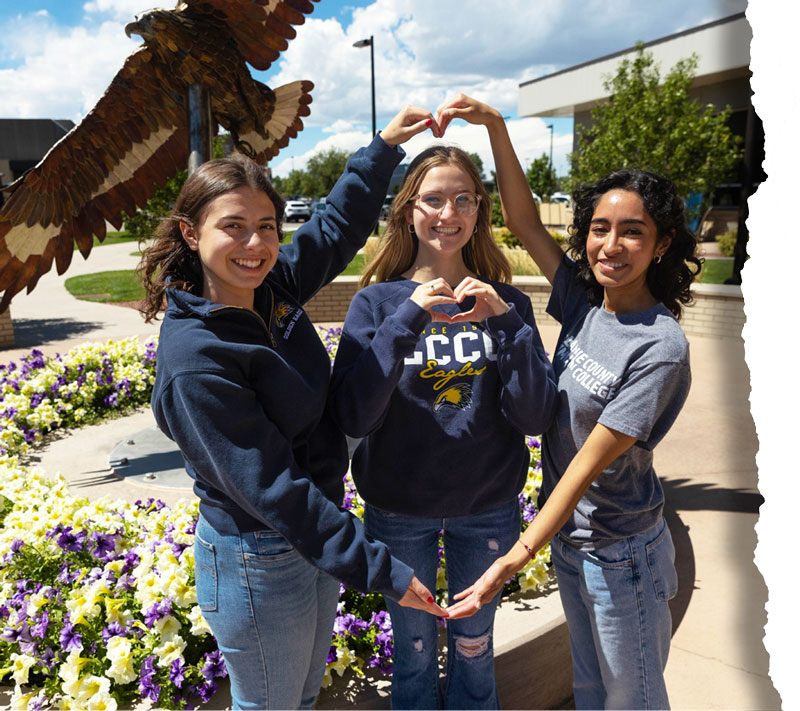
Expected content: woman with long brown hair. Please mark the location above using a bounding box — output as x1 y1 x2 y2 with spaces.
329 142 557 709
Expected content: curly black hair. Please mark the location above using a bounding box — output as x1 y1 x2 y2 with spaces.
567 169 703 320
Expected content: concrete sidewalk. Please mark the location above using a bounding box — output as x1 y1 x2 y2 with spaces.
0 244 780 710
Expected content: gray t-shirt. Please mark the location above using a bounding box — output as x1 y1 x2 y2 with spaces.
540 257 691 550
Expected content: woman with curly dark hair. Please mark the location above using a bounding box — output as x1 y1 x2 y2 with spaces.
442 94 699 710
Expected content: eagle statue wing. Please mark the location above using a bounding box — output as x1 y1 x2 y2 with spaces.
0 0 318 310
181 0 318 72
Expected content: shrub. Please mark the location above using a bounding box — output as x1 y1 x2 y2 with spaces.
716 228 737 257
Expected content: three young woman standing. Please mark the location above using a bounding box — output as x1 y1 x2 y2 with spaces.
142 86 698 710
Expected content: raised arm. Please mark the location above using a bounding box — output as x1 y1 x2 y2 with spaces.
446 423 636 618
437 94 564 284
273 105 441 302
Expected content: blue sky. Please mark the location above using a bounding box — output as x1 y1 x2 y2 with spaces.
0 0 747 178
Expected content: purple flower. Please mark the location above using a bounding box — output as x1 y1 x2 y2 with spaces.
102 621 126 644
144 598 173 628
90 531 117 560
169 658 186 688
59 621 83 653
139 655 161 703
56 526 87 553
327 645 337 664
192 680 218 703
201 649 227 681
31 610 49 639
1 625 20 643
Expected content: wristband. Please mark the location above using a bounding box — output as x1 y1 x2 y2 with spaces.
519 538 536 559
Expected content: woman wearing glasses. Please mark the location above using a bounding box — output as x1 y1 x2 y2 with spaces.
329 144 557 709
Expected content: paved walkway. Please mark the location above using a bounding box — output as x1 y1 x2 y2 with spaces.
0 242 780 710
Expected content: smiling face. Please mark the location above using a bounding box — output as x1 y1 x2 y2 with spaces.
405 164 479 262
180 186 279 309
586 189 671 312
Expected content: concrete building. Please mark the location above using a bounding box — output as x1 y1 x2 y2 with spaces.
517 11 761 282
0 119 75 202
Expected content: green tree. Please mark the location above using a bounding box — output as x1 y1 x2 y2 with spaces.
305 148 351 196
122 134 230 238
468 152 485 180
568 44 742 215
526 153 557 201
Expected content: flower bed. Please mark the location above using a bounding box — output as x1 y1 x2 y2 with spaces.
0 332 551 708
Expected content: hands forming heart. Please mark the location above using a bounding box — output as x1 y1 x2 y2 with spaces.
409 277 510 324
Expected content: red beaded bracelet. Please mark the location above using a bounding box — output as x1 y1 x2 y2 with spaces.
520 538 536 559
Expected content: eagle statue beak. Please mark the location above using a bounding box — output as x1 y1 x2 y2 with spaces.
125 20 141 39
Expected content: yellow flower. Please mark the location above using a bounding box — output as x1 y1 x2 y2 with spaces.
105 636 138 684
10 652 36 685
153 633 187 667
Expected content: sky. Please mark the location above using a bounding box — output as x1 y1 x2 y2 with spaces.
1 1 798 705
0 0 748 179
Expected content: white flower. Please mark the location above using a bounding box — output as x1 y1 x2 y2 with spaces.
188 605 212 636
153 633 187 667
10 652 37 685
105 636 138 684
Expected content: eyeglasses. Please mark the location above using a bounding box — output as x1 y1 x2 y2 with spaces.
411 191 481 217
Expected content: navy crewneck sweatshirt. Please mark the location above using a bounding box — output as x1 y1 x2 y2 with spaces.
330 277 558 518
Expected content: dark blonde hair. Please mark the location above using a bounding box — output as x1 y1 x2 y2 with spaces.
137 154 284 322
360 145 511 288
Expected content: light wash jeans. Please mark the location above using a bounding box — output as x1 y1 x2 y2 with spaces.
194 515 340 710
365 499 520 710
551 517 678 710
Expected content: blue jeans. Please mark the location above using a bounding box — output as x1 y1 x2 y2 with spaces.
365 499 520 710
194 515 341 710
551 518 677 710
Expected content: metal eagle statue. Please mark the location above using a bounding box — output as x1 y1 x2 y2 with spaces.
0 0 319 311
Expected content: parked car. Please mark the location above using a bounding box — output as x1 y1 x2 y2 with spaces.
310 200 326 214
550 192 571 205
284 200 311 222
379 195 395 220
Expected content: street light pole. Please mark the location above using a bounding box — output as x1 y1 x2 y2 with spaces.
353 36 376 137
354 35 379 233
546 124 554 171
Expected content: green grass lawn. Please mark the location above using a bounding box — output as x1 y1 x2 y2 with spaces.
63 252 736 305
64 270 145 303
697 257 734 284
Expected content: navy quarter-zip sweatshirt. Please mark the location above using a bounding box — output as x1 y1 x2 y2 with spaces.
151 134 414 600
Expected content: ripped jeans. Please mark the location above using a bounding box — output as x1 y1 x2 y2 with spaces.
365 499 520 709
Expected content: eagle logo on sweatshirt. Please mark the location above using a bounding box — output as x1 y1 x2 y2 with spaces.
274 301 294 327
433 383 473 412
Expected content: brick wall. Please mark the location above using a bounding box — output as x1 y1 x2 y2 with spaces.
0 308 15 348
306 275 745 340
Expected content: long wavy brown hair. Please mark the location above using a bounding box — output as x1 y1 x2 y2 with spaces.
360 145 511 289
137 154 284 322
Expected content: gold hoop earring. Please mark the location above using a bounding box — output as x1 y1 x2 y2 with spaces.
654 254 663 264
408 224 415 234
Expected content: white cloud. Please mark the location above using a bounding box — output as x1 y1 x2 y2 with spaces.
0 17 139 120
82 0 152 22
